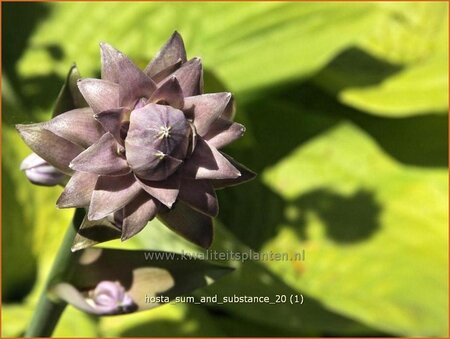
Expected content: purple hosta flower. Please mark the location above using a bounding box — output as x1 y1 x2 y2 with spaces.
20 153 66 186
87 281 135 314
16 32 255 248
54 281 136 315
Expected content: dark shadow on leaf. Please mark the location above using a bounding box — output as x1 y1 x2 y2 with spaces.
205 310 389 337
200 258 389 337
2 3 51 80
3 73 67 126
246 78 447 168
21 73 66 112
158 200 214 249
203 68 230 94
2 4 61 123
213 56 437 254
43 43 65 61
289 189 381 243
217 179 285 251
314 47 403 94
74 223 121 248
295 82 447 168
118 313 209 337
217 86 341 250
347 112 448 167
118 304 233 337
217 77 405 249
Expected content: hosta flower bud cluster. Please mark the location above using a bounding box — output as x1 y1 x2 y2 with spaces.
17 32 255 248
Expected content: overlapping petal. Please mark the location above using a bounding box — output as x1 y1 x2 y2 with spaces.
136 172 181 208
203 118 245 149
150 60 183 84
17 123 83 174
184 93 233 136
43 108 104 148
178 179 218 217
221 95 236 120
211 155 256 189
78 79 119 114
94 108 128 144
57 171 98 208
145 31 187 78
122 192 159 240
101 42 157 107
148 76 184 109
72 215 122 252
166 58 203 97
100 42 124 84
183 138 241 180
88 173 142 220
70 133 130 176
118 59 157 108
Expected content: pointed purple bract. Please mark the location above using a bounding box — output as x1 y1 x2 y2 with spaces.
122 192 159 240
77 79 119 114
57 171 98 208
145 31 187 77
148 76 184 109
89 173 142 220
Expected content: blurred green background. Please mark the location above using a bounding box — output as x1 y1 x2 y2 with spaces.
2 2 448 337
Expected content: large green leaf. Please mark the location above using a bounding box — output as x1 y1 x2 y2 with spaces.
17 2 379 94
314 2 448 117
3 2 448 337
340 52 448 116
359 2 448 64
204 225 382 336
114 219 382 336
263 123 448 336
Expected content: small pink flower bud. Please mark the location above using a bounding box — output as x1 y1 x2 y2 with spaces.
87 281 134 314
20 153 66 186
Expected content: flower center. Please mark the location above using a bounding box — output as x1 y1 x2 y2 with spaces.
125 104 190 181
157 125 172 139
154 150 166 160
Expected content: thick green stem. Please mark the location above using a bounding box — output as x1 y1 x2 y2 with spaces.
25 208 85 337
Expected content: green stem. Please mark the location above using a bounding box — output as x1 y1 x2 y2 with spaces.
25 208 85 337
